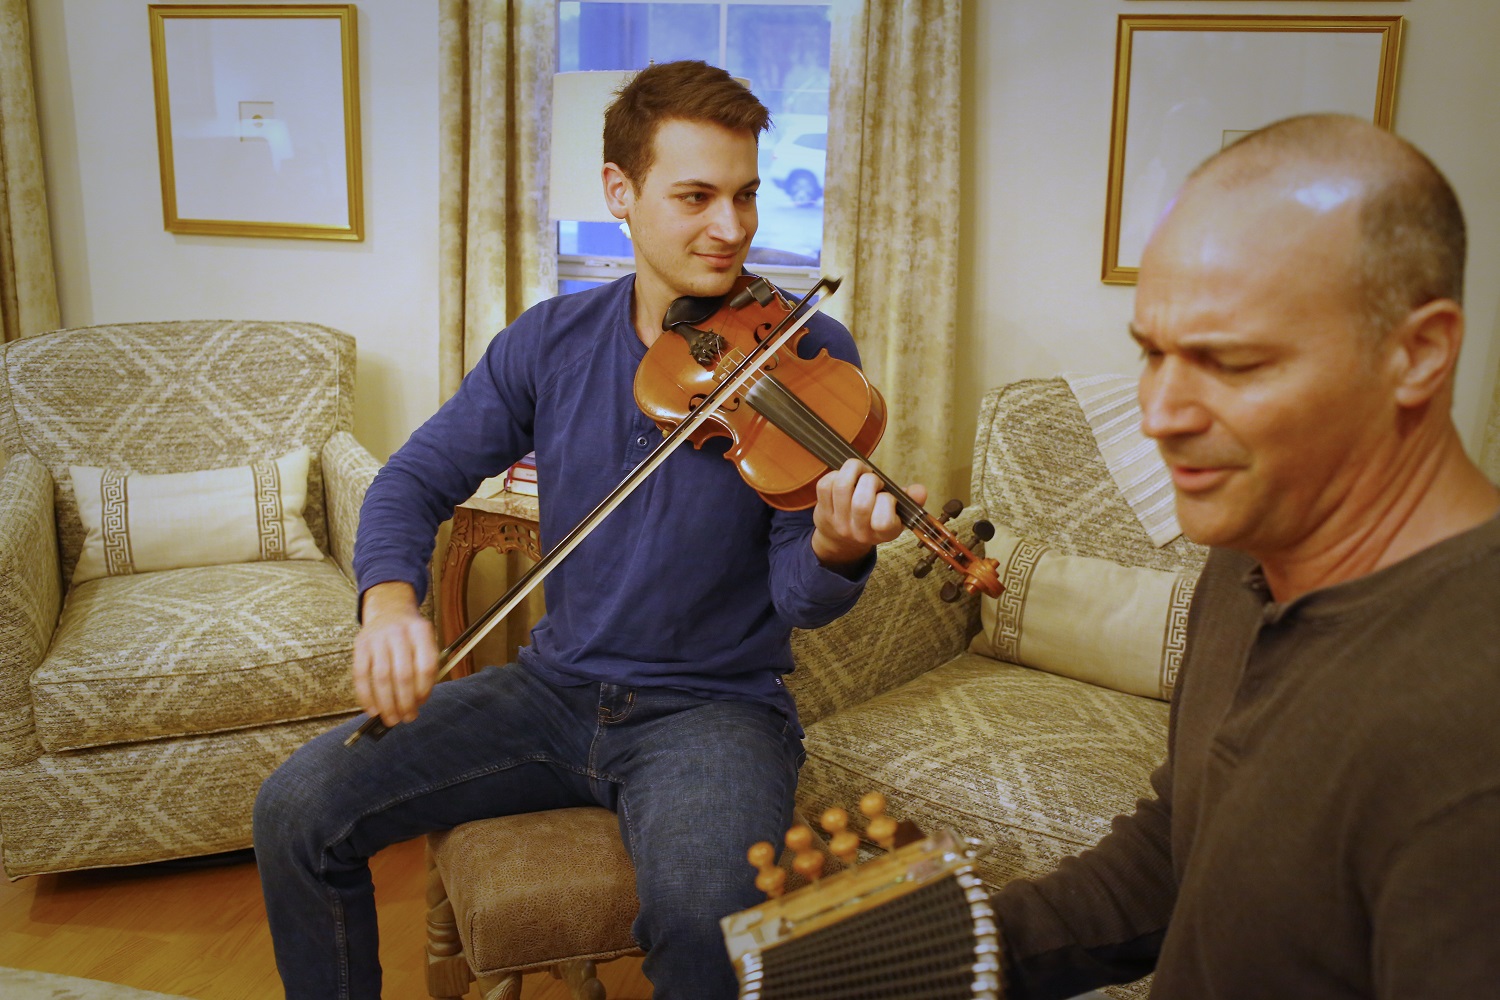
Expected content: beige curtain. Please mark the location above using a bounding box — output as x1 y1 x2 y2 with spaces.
438 0 556 400
1483 351 1500 483
824 0 962 499
0 0 60 344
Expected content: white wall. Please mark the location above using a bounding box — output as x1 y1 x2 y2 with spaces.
957 0 1500 492
29 0 441 461
27 1 1499 482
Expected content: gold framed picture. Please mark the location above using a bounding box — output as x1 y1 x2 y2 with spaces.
1102 14 1403 285
148 4 363 241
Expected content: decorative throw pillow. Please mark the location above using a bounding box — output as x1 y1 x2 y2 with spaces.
70 448 322 585
968 525 1197 701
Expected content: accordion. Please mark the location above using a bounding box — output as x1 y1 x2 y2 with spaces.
720 826 1003 999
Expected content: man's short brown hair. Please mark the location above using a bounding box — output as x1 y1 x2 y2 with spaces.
602 61 771 189
1193 114 1466 343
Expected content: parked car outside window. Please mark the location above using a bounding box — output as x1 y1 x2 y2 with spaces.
766 115 827 208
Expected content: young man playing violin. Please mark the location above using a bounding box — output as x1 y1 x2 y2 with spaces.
254 60 920 1000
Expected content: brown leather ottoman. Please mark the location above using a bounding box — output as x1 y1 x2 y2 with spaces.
425 807 642 1000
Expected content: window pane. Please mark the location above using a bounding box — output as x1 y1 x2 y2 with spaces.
559 2 719 72
556 2 830 269
732 5 828 265
726 5 831 118
560 277 611 296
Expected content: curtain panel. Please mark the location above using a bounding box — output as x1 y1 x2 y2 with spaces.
1483 350 1500 483
438 0 556 399
0 0 59 344
825 0 962 499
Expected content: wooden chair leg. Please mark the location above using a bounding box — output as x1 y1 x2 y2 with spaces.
553 958 607 1000
478 972 523 1000
426 845 475 999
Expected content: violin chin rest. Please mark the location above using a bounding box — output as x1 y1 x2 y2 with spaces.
663 292 725 331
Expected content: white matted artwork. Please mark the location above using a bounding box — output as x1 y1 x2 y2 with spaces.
148 4 363 240
1102 15 1403 284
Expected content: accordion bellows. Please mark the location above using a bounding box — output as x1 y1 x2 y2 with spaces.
722 829 1002 999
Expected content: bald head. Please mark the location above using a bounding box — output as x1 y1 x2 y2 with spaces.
1175 115 1465 344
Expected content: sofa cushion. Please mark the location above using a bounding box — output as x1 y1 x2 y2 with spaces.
973 379 1206 575
31 560 359 751
797 653 1168 891
0 713 354 878
69 448 323 585
968 525 1196 701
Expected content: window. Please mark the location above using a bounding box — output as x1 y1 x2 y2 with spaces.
555 1 832 295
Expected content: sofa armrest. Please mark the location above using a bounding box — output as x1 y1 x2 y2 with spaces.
321 431 380 584
788 507 985 727
321 432 436 621
0 454 60 768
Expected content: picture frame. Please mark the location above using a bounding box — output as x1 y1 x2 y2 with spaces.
148 4 363 241
1102 15 1403 285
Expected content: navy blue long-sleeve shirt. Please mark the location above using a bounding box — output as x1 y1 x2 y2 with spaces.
353 275 873 722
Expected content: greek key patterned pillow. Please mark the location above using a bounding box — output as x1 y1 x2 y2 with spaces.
69 448 322 585
969 524 1196 701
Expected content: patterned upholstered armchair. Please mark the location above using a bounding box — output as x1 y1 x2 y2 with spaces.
786 377 1208 999
0 321 379 878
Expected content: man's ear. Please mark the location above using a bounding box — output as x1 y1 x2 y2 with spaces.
1390 299 1464 409
602 162 633 221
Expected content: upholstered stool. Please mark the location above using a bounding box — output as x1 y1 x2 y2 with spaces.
426 807 642 1000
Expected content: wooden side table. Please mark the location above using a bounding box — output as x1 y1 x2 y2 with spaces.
440 491 541 679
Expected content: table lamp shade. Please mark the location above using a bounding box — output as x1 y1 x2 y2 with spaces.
549 71 634 223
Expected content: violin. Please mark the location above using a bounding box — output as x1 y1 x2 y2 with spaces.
346 273 999 747
637 272 1001 601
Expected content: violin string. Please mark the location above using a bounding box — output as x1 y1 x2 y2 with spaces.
751 376 947 545
715 346 920 519
713 352 957 553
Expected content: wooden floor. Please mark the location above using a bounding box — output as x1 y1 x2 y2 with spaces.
0 837 652 999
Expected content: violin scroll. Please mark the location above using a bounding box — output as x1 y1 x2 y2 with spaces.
908 500 1002 601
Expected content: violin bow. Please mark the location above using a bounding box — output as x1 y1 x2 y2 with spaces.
345 276 841 746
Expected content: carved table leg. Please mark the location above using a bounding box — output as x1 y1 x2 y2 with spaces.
440 507 479 679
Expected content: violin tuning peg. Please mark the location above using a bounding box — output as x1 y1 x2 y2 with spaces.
913 551 939 579
938 499 964 523
940 580 961 603
973 519 995 542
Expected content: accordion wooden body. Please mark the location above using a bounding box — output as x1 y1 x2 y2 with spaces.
720 828 1002 999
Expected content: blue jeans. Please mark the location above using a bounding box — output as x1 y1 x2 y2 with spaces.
253 661 803 1000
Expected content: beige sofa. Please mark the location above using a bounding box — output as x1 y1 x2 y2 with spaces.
787 377 1207 997
0 321 376 878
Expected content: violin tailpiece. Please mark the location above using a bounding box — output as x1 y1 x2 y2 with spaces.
674 325 728 366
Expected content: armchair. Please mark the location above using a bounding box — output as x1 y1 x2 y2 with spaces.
0 320 379 877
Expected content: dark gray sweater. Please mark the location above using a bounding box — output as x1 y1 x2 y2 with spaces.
993 514 1500 999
